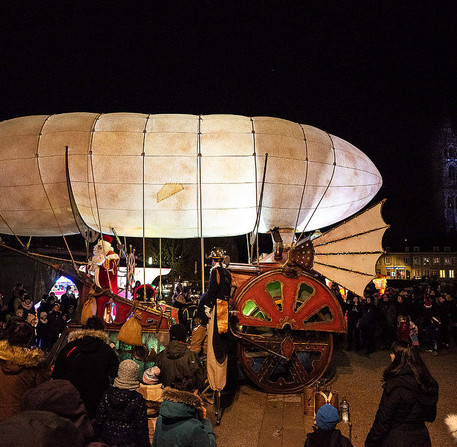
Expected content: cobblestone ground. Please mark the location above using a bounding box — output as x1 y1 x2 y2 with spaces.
207 346 457 447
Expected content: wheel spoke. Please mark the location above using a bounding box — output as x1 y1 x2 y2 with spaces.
235 270 339 393
238 331 333 393
256 353 281 383
289 351 307 384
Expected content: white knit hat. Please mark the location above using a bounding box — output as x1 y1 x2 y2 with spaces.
114 359 140 391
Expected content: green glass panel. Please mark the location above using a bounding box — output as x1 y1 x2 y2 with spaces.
242 300 272 321
295 282 314 312
266 280 283 311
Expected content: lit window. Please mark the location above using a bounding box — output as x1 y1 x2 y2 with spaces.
404 257 410 264
433 257 440 265
440 270 446 278
450 270 455 278
385 257 391 265
423 257 430 266
444 257 451 265
413 257 421 266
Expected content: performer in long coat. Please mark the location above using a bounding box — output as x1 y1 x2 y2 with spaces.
198 248 232 404
91 235 120 294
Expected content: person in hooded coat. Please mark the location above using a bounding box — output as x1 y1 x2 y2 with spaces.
152 374 216 447
21 378 95 443
365 340 439 447
52 316 119 418
156 323 206 388
0 411 86 447
0 321 49 421
95 359 150 447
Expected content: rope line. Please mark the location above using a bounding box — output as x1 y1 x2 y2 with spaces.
292 124 309 246
141 115 151 299
89 128 112 292
198 116 205 293
35 116 78 273
250 117 258 264
0 213 27 249
87 115 103 227
296 132 337 245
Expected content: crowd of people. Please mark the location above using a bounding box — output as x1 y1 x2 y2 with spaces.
0 274 454 446
0 314 213 447
0 283 78 351
338 281 457 356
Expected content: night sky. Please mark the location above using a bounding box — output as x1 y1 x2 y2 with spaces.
1 1 457 245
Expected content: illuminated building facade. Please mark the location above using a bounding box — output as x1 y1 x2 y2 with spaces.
377 244 457 281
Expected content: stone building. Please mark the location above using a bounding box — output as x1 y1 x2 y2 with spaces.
376 244 457 282
433 120 457 233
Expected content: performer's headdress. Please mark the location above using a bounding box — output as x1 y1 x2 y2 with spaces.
101 235 113 244
206 247 226 261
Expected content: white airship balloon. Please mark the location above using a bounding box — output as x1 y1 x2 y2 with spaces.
0 113 382 238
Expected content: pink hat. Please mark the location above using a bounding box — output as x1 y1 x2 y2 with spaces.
142 366 161 385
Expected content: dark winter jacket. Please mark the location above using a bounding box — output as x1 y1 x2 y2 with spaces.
365 366 438 447
152 387 216 447
0 340 50 421
346 301 362 326
196 264 231 324
156 339 206 387
52 329 119 418
95 386 150 447
48 310 65 335
304 427 353 447
359 304 376 330
377 299 397 327
22 379 94 441
0 410 85 447
36 320 51 351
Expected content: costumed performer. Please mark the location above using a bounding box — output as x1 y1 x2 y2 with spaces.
90 235 120 294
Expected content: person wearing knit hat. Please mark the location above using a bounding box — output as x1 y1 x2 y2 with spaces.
21 379 94 441
95 359 150 447
113 359 140 391
316 404 339 430
304 404 353 447
143 366 161 385
138 366 163 406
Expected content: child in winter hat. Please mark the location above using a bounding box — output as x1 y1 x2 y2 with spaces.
315 404 340 430
142 366 161 385
113 359 140 391
304 404 353 447
138 366 163 403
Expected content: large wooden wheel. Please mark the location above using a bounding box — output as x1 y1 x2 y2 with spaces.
232 269 345 393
